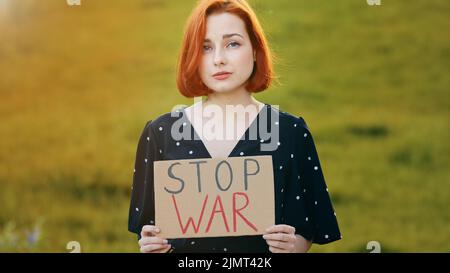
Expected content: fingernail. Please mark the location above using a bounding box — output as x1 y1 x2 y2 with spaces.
163 239 168 244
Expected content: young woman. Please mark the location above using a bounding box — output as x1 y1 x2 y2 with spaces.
128 0 341 253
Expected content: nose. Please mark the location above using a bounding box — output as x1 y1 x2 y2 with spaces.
213 47 227 66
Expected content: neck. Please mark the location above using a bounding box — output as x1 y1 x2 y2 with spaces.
204 87 261 110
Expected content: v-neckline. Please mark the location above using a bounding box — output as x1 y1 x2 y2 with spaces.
181 103 268 159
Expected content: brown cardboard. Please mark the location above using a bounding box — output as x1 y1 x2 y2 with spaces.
153 155 274 239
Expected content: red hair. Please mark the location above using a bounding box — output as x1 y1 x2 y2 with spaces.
176 0 274 98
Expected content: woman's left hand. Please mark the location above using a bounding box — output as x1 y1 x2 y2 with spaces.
263 224 312 253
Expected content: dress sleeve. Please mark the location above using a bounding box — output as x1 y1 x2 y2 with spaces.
128 120 158 239
285 117 341 245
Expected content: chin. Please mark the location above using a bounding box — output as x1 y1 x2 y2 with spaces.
208 86 233 93
208 83 243 94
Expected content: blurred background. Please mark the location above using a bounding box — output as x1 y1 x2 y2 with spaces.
0 0 449 252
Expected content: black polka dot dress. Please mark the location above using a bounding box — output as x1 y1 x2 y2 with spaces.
128 104 341 253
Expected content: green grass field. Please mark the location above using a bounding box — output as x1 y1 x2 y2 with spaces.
0 0 449 252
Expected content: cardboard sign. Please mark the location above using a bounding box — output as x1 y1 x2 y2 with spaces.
154 155 274 239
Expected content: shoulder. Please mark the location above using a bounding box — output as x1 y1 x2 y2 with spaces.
269 106 318 152
269 105 310 133
143 108 184 133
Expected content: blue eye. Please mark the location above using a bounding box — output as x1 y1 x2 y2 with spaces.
227 42 240 48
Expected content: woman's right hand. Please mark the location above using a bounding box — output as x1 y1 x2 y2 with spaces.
139 225 171 253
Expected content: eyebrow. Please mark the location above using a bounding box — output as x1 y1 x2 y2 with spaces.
204 33 244 42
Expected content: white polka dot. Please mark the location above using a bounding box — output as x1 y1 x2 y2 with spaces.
176 142 180 146
146 137 150 141
304 133 307 137
277 142 281 146
275 121 279 125
291 154 294 158
281 188 284 193
294 124 297 127
334 212 337 216
260 139 264 143
314 201 318 205
224 248 227 252
150 220 154 224
307 156 311 161
159 127 163 131
159 149 162 154
326 188 328 192
144 158 148 163
279 165 283 170
281 203 284 208
296 196 300 200
191 241 195 245
133 168 136 173
189 150 193 155
304 189 306 193
240 152 244 156
314 166 318 171
298 175 300 180
305 217 309 222
325 235 329 239
135 207 139 212
183 122 187 126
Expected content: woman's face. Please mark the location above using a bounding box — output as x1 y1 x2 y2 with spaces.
199 12 255 94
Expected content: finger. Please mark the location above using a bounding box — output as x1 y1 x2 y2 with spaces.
263 233 295 242
141 225 160 238
269 246 288 253
158 244 172 253
265 224 295 235
152 244 172 253
265 224 295 234
139 236 168 247
140 244 169 253
265 239 293 251
140 243 171 253
266 240 294 250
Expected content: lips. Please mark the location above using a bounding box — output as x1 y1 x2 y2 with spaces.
212 72 232 80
